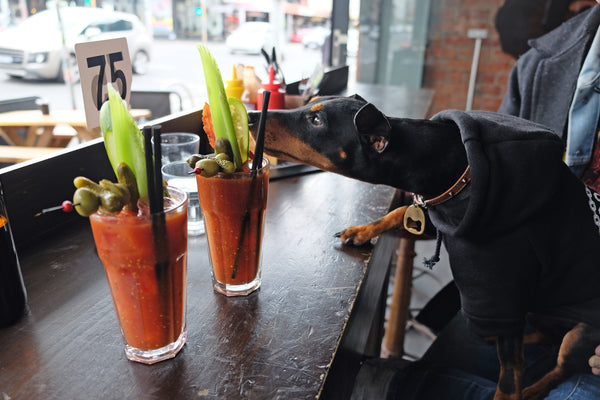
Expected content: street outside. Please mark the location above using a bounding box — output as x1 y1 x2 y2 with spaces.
0 38 329 113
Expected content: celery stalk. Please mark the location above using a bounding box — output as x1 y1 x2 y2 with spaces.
99 85 148 198
197 44 242 168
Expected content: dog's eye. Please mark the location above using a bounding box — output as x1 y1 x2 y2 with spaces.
309 114 323 126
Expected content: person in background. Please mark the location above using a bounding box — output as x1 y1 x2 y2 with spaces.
498 0 600 384
352 2 600 399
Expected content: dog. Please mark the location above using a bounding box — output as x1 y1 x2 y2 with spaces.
248 95 600 400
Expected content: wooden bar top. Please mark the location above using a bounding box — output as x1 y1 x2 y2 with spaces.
0 84 433 399
0 168 397 399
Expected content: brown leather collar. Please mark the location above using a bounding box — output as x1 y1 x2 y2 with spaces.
414 165 471 208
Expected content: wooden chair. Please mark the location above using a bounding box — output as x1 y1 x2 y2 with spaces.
0 96 41 113
129 90 183 121
0 96 41 146
0 96 43 167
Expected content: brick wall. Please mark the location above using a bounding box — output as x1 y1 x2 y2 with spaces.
422 0 516 116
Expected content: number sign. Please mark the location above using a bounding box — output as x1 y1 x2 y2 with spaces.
75 38 132 130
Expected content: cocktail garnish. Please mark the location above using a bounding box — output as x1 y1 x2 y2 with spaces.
34 200 77 217
197 44 250 169
100 85 148 199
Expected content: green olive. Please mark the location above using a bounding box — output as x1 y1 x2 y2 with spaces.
186 154 204 169
214 138 233 160
196 158 220 177
73 187 100 217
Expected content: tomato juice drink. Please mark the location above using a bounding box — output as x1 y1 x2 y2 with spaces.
89 186 188 364
196 159 269 296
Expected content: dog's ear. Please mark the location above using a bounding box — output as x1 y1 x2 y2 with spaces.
354 103 391 154
349 94 367 103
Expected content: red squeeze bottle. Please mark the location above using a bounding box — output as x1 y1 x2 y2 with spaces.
257 65 285 110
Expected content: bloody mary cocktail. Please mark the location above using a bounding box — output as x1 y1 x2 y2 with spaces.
89 186 188 364
196 158 269 296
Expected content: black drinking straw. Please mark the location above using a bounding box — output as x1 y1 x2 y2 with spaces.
143 126 158 212
151 125 164 213
252 90 270 173
231 91 270 279
144 124 173 340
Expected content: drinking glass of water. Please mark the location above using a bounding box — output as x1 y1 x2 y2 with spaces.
162 161 204 236
152 133 200 166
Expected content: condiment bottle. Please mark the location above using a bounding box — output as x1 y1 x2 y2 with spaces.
0 181 27 328
257 65 285 110
225 65 244 100
241 66 260 111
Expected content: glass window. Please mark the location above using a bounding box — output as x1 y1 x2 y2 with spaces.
357 0 430 88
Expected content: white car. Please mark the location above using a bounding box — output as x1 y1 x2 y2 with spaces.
302 26 330 50
0 7 152 82
226 22 273 55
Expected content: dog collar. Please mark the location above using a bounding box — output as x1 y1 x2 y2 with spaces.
414 165 471 208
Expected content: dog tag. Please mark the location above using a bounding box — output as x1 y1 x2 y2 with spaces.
404 205 426 235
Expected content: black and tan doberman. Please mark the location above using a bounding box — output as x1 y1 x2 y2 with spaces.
248 95 600 400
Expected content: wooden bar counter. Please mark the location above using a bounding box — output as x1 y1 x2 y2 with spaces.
0 85 433 399
0 128 398 400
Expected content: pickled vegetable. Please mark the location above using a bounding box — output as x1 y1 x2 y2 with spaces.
214 138 233 161
72 164 140 216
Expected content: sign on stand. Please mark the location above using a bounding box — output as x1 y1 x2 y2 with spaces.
75 38 132 130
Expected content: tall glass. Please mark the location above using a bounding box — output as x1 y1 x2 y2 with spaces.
196 159 269 296
89 187 188 364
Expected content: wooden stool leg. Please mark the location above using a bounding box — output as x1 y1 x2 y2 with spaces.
381 236 416 358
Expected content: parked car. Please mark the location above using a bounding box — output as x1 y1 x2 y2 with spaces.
226 22 273 54
0 7 152 82
302 26 330 50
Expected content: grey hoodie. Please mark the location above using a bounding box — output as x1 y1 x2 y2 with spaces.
427 110 600 337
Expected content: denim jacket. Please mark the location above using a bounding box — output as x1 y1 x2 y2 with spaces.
565 25 600 177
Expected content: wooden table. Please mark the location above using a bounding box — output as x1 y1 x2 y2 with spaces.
0 85 434 399
0 141 398 400
0 108 151 147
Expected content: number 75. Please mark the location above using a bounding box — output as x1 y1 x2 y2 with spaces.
86 51 128 111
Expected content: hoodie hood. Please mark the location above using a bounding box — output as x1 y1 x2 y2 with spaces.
427 110 566 238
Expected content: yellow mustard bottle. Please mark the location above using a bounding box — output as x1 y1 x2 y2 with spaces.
225 65 244 100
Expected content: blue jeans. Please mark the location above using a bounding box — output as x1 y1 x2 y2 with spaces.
356 313 600 399
387 365 600 399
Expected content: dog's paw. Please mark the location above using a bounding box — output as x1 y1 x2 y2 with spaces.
336 224 378 246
